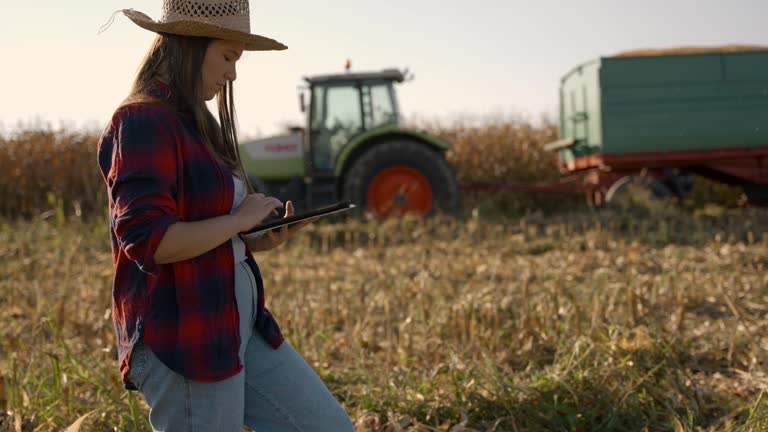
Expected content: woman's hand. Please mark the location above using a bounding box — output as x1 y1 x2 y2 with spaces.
232 193 284 232
244 201 318 252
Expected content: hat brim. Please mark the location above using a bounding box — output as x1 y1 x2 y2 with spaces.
122 9 287 51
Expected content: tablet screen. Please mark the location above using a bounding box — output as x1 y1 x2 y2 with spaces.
240 201 356 235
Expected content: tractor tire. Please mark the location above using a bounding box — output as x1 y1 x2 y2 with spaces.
343 140 459 217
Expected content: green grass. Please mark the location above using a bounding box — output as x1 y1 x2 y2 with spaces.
1 207 768 431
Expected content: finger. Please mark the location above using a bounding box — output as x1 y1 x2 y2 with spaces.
267 226 287 243
285 201 294 217
296 219 314 229
291 217 317 230
266 204 282 215
296 217 320 227
287 220 312 234
269 224 288 236
266 199 283 210
285 225 304 236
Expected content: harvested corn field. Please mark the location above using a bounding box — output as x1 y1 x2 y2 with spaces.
1 208 768 431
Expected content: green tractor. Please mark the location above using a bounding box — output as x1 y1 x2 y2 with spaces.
238 68 459 217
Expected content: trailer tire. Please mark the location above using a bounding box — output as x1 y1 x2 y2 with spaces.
343 140 459 217
605 175 676 210
743 182 768 206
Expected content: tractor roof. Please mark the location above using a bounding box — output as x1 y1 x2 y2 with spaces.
304 68 405 85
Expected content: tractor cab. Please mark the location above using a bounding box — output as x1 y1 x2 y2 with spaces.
301 68 406 174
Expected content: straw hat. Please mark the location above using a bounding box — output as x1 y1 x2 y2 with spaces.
103 0 287 51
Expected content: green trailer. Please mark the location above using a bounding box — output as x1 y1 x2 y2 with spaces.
544 46 768 206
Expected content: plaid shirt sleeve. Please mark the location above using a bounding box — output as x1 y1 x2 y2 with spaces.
109 105 180 275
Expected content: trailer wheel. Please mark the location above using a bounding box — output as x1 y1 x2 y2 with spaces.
343 140 459 217
743 182 768 206
605 175 675 210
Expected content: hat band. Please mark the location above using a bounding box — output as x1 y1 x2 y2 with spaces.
160 0 251 33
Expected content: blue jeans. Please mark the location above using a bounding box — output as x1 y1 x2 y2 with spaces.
126 261 354 431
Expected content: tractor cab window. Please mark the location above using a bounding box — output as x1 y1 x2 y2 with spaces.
310 87 325 131
311 84 363 171
363 83 398 128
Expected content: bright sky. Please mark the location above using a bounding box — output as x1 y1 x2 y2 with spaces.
2 0 766 138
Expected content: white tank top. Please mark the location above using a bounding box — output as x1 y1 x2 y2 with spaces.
231 176 249 263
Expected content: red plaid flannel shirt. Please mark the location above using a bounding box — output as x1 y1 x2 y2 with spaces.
96 81 284 390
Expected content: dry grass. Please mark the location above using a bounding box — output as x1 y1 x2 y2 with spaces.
0 129 105 219
0 121 577 225
2 208 768 431
421 118 560 184
0 120 565 221
421 117 587 214
0 122 748 221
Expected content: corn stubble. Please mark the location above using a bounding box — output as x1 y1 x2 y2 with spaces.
1 208 767 431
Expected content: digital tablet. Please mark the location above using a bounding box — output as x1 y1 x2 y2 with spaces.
240 200 356 235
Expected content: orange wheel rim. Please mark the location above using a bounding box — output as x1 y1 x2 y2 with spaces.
366 166 433 217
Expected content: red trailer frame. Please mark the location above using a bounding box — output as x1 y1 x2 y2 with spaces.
460 142 768 207
569 145 768 206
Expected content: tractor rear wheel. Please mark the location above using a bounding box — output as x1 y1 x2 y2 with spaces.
343 140 459 217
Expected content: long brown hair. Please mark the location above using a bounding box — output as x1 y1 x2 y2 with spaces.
127 33 252 189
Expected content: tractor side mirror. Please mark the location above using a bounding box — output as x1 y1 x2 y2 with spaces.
299 92 306 113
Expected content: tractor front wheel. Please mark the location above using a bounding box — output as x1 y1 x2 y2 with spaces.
343 140 459 217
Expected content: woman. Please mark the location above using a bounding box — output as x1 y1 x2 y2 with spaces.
96 2 354 431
